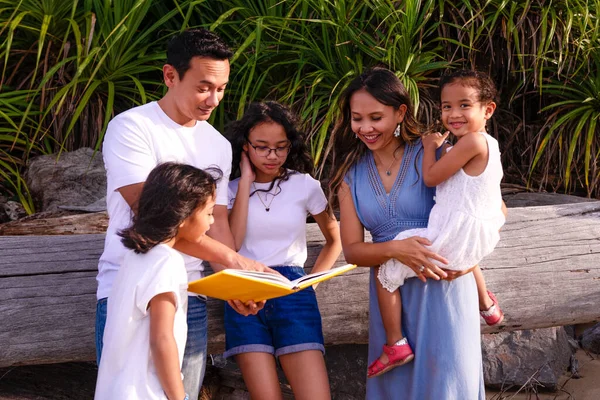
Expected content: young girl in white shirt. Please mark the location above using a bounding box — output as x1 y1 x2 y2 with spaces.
225 101 342 400
95 162 219 400
368 70 507 378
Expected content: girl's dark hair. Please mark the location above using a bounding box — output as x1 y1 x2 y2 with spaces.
327 67 422 207
439 70 497 104
119 162 221 254
167 28 233 80
226 101 314 196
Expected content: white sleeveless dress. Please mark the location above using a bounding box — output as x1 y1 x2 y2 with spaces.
378 132 506 291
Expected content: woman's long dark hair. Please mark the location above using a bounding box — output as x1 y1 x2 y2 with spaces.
226 101 314 195
327 67 422 207
119 162 221 254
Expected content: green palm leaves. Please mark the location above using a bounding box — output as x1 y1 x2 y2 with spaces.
0 0 194 211
2 0 600 215
193 0 446 169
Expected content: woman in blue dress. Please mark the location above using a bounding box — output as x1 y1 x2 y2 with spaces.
328 67 485 399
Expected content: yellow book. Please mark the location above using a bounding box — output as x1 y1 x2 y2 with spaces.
188 264 357 302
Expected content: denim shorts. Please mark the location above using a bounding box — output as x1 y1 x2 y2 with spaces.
223 266 325 359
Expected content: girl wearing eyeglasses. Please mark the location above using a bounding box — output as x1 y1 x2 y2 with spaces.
224 101 342 400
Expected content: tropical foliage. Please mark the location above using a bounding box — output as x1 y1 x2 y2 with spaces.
1 0 599 214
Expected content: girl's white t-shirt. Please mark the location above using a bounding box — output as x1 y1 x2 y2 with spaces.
228 172 327 267
95 244 188 400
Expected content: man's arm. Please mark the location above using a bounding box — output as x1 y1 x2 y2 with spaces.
204 205 235 272
118 186 267 271
118 183 271 315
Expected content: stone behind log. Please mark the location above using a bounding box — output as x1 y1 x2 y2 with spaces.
482 327 574 391
0 194 27 222
25 148 106 212
581 322 600 354
325 344 368 399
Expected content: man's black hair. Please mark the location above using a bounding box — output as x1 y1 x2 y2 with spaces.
167 28 233 80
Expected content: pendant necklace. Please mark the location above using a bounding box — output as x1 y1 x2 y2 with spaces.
253 182 276 212
380 148 399 176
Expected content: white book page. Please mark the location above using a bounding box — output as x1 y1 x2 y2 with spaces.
226 270 294 287
290 269 332 286
289 265 354 287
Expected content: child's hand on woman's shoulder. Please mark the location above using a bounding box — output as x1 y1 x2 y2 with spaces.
423 131 449 150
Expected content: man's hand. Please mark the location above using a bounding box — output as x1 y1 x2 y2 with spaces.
228 253 279 274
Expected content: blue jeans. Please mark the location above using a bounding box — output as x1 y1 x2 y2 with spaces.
95 298 108 365
95 295 208 399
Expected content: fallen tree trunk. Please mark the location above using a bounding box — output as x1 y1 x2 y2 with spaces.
0 211 108 235
1 202 599 367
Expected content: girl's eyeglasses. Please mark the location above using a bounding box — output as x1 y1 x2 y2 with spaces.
247 141 291 157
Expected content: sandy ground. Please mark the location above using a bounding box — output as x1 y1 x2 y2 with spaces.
486 350 600 400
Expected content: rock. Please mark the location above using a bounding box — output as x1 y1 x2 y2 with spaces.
482 327 574 391
0 195 10 223
581 322 600 354
59 196 107 213
25 148 106 212
325 344 368 399
0 361 97 399
563 325 581 352
3 200 27 221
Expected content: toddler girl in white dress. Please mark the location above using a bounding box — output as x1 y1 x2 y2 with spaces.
369 70 507 378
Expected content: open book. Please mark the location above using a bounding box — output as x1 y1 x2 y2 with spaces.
188 264 356 302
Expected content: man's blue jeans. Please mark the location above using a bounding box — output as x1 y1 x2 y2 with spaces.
95 295 208 399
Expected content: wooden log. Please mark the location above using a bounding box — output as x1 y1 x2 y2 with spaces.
1 202 599 368
0 211 108 235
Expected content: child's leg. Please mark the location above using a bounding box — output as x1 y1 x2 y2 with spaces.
367 266 414 378
472 265 493 311
473 264 504 325
280 350 331 400
236 352 283 400
375 265 404 349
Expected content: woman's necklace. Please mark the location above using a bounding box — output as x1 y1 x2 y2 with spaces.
253 182 276 212
377 148 400 176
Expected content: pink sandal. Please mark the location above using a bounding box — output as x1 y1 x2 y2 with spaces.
367 340 414 378
481 290 504 326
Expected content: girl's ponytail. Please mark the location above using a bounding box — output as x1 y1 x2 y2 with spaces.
119 227 161 254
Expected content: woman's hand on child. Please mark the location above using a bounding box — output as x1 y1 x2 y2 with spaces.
391 237 448 282
240 151 255 183
423 131 450 150
442 265 478 281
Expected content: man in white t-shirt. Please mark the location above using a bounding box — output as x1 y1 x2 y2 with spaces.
96 29 268 400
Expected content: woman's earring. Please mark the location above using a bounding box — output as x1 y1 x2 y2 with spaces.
393 124 401 138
